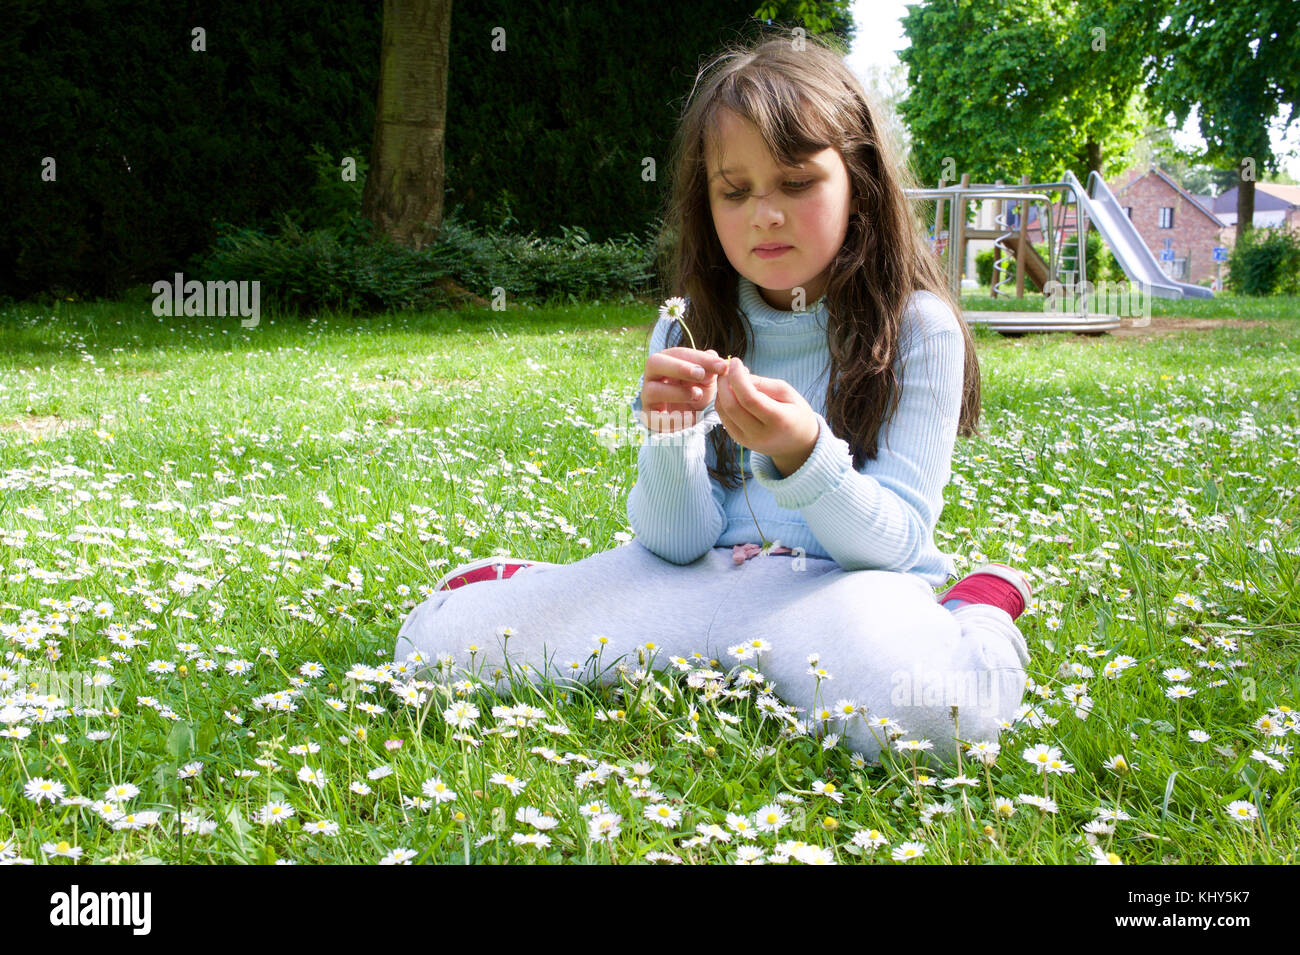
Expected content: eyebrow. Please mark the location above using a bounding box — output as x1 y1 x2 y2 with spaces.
709 161 812 182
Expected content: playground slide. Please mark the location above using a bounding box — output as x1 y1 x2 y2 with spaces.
1062 170 1213 299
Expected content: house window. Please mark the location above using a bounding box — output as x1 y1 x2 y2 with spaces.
1158 207 1174 228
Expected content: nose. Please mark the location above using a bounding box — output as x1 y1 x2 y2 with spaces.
752 193 785 228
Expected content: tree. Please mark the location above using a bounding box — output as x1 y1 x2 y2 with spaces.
897 0 1152 186
361 0 453 250
1136 0 1300 238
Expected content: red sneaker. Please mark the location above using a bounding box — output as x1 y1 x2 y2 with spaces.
938 563 1033 620
433 555 555 592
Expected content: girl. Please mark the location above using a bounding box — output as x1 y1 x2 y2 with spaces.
395 28 1031 764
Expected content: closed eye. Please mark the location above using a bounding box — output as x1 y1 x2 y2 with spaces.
722 180 814 201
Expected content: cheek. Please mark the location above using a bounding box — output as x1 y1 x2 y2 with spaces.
801 195 847 239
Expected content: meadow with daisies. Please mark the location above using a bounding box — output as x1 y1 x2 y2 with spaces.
1 295 1297 865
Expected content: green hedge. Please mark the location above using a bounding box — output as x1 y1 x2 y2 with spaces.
1225 226 1300 296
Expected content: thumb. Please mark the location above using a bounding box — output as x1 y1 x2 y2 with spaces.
745 373 796 400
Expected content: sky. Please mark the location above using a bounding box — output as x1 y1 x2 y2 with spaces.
845 0 1300 182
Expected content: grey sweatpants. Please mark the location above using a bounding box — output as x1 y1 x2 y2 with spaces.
394 541 1030 765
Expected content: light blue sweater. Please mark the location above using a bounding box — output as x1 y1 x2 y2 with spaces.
627 274 963 587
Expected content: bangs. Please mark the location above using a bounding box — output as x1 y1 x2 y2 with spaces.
701 67 845 172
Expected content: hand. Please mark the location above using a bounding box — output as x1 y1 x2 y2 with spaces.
638 346 729 434
715 357 819 475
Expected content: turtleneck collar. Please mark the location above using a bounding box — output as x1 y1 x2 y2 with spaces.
737 274 829 333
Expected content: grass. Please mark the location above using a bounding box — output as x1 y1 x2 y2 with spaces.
0 294 1297 864
960 286 1300 320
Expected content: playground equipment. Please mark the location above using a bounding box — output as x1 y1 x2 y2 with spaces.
905 170 1213 334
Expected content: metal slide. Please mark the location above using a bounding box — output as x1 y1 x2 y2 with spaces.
1063 170 1214 299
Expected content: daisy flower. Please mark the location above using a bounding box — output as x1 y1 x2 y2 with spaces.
1044 755 1075 775
894 739 933 753
489 773 527 797
24 777 65 804
850 828 888 851
297 766 327 789
422 778 457 803
734 845 766 864
256 801 296 825
103 782 140 802
510 832 553 849
891 841 927 862
41 840 83 860
791 844 836 865
379 847 418 864
1094 806 1131 823
754 803 789 834
1225 801 1258 823
726 813 758 839
965 740 1000 765
1016 794 1058 814
1249 750 1285 773
1022 743 1063 772
587 812 622 842
1102 754 1132 775
515 806 559 830
812 780 844 803
643 804 682 829
303 820 340 836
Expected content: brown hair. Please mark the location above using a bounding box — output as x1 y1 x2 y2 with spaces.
655 26 980 489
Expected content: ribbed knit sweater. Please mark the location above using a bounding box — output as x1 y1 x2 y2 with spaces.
627 274 963 587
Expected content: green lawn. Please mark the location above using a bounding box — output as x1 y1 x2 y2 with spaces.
0 295 1296 864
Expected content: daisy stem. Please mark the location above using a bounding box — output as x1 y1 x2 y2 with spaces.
675 313 769 545
739 450 770 546
1106 777 1124 854
11 739 28 777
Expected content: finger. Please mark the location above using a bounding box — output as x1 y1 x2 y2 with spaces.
743 372 795 400
655 348 727 381
725 358 777 421
718 369 763 436
645 379 705 408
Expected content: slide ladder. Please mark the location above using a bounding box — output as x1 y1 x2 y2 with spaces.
1062 170 1213 300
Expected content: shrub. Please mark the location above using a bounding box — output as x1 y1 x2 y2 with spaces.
190 207 658 317
1225 226 1300 296
975 242 1046 292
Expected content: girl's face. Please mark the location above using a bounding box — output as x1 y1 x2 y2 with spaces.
705 109 852 311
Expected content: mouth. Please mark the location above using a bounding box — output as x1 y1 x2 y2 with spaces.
753 244 793 258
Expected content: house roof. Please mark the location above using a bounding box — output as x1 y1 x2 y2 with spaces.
1112 166 1225 227
1214 182 1300 213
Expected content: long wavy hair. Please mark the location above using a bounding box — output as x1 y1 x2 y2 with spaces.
655 26 980 489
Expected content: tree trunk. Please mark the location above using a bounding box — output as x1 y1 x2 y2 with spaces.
362 0 453 251
1236 177 1255 239
1086 140 1102 178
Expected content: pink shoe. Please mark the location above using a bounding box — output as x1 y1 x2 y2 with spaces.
433 555 557 592
938 563 1033 620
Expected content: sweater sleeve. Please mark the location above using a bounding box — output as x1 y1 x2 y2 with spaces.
624 317 729 565
747 293 963 573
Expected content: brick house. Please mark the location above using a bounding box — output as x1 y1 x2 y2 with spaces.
1109 166 1226 285
1210 183 1300 244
